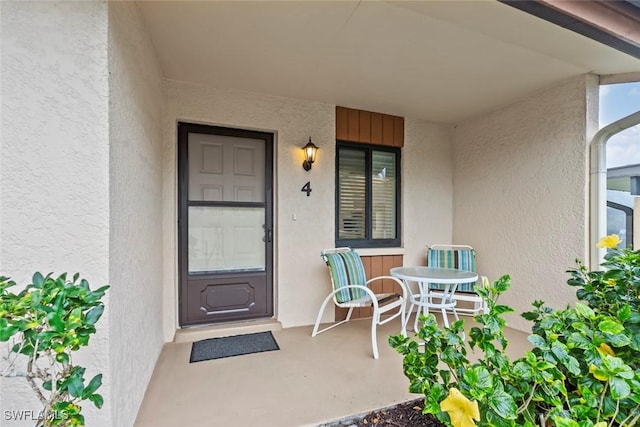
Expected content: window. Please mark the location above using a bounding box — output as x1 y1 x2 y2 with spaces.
335 141 400 248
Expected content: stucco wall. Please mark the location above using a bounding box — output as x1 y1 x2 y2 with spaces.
452 75 598 331
163 82 335 337
403 119 454 268
108 2 165 426
162 83 455 337
0 1 111 425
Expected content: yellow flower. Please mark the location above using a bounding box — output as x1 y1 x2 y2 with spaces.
440 388 480 427
606 279 617 287
598 343 615 357
597 234 621 249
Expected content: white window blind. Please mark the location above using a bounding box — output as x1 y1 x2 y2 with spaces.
338 148 366 239
372 151 397 239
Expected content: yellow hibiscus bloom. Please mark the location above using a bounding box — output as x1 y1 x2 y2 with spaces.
597 234 621 249
440 388 480 427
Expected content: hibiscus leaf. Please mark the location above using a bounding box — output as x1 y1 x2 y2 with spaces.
552 417 580 427
598 319 624 335
609 377 631 400
488 387 517 419
463 366 493 392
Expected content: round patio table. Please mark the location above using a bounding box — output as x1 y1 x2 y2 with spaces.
390 266 478 335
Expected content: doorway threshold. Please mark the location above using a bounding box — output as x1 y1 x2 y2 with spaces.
174 318 282 343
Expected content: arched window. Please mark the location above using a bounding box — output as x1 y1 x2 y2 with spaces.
591 81 640 267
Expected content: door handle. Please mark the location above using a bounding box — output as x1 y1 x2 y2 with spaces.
263 228 272 243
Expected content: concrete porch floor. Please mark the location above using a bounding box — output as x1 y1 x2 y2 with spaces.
134 316 530 427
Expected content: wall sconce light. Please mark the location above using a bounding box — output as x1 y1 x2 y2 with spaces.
302 138 319 171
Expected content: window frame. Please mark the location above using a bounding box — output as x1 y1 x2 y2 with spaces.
335 140 401 248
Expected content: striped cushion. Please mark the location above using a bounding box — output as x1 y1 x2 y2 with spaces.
427 248 477 293
324 251 368 303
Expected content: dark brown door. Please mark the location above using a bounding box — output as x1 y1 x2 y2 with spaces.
178 123 273 327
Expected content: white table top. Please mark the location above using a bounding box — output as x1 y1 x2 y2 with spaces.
390 266 478 284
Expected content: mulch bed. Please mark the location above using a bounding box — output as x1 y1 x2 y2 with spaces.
324 398 446 427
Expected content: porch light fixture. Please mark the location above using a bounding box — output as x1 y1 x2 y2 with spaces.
302 138 319 171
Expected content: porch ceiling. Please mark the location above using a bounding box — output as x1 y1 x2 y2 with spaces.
136 0 640 124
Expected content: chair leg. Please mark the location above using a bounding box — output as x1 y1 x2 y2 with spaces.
371 313 379 359
344 307 354 322
452 306 460 323
312 295 353 337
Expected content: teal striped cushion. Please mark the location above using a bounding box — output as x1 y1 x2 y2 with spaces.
324 251 368 303
427 248 477 293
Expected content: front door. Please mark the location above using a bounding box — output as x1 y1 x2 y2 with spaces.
178 122 274 327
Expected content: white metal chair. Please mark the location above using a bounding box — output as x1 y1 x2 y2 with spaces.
426 244 489 316
312 247 408 359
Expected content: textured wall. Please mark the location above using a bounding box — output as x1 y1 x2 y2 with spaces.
403 119 454 267
0 1 111 425
162 82 456 335
453 75 597 331
163 82 335 335
108 2 165 426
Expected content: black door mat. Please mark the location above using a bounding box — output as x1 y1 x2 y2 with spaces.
189 331 280 362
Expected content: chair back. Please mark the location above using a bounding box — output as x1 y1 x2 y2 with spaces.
321 248 367 303
427 245 477 293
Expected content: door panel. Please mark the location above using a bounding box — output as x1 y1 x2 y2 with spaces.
186 274 267 322
188 133 265 202
179 123 273 327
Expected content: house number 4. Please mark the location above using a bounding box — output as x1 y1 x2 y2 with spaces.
301 181 312 197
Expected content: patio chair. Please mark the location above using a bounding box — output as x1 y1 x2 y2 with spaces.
312 247 408 359
426 244 489 316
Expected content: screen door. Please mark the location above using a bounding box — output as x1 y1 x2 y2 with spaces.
178 123 273 326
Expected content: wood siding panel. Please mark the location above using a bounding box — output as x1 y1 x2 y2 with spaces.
339 254 403 320
347 108 360 142
336 107 404 148
369 256 384 295
393 116 404 147
382 115 394 146
362 255 379 318
382 256 395 294
393 255 404 294
361 255 372 280
370 112 383 145
335 306 349 321
359 111 371 143
336 106 349 140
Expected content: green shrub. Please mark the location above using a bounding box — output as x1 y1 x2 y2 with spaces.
389 236 640 427
0 273 109 426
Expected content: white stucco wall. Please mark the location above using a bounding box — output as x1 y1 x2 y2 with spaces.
0 1 111 426
452 75 598 331
108 2 165 426
162 82 455 337
403 119 454 267
163 82 336 337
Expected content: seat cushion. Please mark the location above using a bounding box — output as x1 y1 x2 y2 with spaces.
324 251 368 303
